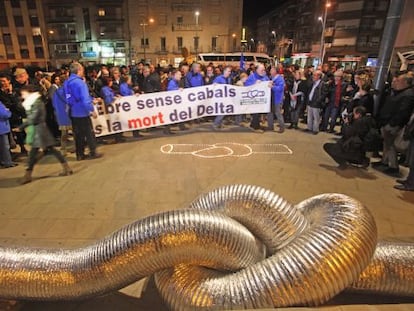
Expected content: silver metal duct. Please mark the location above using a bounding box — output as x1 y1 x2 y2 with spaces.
0 209 265 300
349 240 414 296
0 184 413 310
155 187 378 309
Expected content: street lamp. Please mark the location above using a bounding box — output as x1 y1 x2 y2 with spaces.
140 18 154 62
232 33 236 52
194 11 200 59
318 1 331 66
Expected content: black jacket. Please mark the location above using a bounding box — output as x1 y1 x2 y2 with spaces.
377 87 414 128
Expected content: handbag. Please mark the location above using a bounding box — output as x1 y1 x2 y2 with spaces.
25 125 35 145
394 126 409 152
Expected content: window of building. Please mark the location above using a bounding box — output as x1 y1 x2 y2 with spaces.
3 34 13 45
32 35 42 45
11 0 20 8
210 14 220 25
18 35 27 45
0 17 8 27
177 16 183 24
30 15 39 27
83 8 92 40
160 37 166 51
14 15 24 27
20 49 30 59
194 36 199 50
35 46 44 58
141 38 149 47
211 36 217 51
373 19 384 29
27 0 37 9
177 36 183 49
7 52 15 59
98 8 105 16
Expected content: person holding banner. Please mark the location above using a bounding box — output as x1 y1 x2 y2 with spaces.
167 70 188 133
267 67 285 133
212 66 233 130
64 62 102 161
244 64 270 133
185 63 204 88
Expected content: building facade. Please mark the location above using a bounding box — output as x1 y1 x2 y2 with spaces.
256 0 391 70
42 0 130 67
0 0 49 70
128 0 243 67
0 0 243 69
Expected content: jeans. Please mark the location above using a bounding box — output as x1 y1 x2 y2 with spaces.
250 114 261 130
381 124 400 169
323 105 339 131
290 104 301 126
307 106 321 132
213 115 225 127
267 104 285 130
0 133 12 166
71 117 97 157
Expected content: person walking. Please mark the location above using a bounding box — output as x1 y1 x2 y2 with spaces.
16 85 72 184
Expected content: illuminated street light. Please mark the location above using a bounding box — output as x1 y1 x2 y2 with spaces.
140 18 154 61
195 11 200 59
319 1 331 66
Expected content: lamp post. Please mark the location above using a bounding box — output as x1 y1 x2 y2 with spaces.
140 18 154 62
318 1 331 66
232 33 236 52
194 11 200 59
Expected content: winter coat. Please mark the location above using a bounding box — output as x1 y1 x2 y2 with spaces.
0 101 11 135
21 97 55 148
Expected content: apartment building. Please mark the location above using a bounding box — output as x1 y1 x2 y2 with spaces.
128 0 243 66
256 0 391 70
0 0 48 70
42 0 130 67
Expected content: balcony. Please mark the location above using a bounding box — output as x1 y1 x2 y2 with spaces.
96 15 124 22
154 46 169 54
46 16 75 23
172 23 202 32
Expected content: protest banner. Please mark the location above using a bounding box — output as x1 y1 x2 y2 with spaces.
92 82 271 137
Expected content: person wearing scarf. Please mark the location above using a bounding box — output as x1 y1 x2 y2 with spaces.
17 85 72 184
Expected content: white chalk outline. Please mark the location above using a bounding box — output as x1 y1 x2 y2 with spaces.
160 143 293 159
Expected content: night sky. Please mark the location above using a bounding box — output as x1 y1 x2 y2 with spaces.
243 0 287 27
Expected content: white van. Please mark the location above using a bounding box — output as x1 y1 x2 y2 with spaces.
197 52 274 68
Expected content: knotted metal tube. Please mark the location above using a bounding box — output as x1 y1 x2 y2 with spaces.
0 184 412 310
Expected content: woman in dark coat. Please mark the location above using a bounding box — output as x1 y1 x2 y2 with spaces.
17 85 72 184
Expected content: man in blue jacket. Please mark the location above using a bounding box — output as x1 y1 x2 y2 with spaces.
212 66 233 129
244 64 270 133
0 100 16 168
268 67 285 133
185 63 204 88
64 62 102 161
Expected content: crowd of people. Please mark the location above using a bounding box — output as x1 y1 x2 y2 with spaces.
0 60 413 191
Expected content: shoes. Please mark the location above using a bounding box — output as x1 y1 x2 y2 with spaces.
313 131 319 135
393 183 414 191
163 129 175 134
1 163 18 168
277 128 285 133
383 167 400 177
396 179 407 185
337 163 348 170
328 129 336 134
88 153 103 160
252 128 264 134
288 124 294 129
76 154 87 161
371 161 387 168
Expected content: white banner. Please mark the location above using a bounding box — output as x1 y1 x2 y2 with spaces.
92 82 271 136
